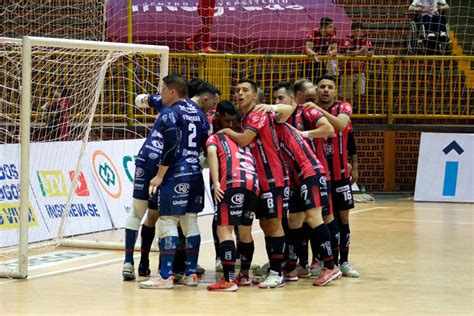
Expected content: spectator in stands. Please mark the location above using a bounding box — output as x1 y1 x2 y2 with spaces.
408 0 449 55
41 87 70 141
304 17 338 81
339 22 374 101
186 0 217 53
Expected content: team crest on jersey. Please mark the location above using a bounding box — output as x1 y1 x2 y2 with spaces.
284 186 290 199
135 167 145 178
151 140 163 149
186 157 198 164
251 115 260 123
319 176 327 187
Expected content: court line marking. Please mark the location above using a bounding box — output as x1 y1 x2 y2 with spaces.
352 217 474 225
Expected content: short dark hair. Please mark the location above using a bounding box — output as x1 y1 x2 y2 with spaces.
351 22 363 30
273 82 294 94
216 100 237 116
163 74 188 97
320 17 333 28
237 79 258 93
317 74 336 85
293 78 312 93
187 78 204 98
195 82 221 97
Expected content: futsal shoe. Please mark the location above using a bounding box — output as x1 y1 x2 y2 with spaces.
202 46 217 53
283 269 299 282
310 259 323 277
340 262 360 278
207 278 238 292
258 270 285 289
313 266 342 286
296 264 311 278
139 274 174 289
179 273 198 286
122 262 135 281
196 264 206 276
138 262 151 277
234 273 252 286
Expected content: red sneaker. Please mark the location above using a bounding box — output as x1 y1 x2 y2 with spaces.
234 273 252 286
207 278 239 292
313 266 342 286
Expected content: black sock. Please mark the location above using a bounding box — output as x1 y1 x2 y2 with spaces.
270 236 286 274
264 236 272 262
239 241 254 275
327 220 340 266
173 225 186 274
285 227 303 272
339 223 350 264
298 222 311 266
139 224 155 267
219 240 236 282
310 224 334 269
212 220 219 260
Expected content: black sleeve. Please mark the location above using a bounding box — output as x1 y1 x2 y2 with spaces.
347 129 357 156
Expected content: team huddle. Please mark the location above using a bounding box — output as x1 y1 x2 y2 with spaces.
122 74 359 291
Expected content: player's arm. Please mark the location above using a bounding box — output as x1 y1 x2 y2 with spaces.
306 41 318 57
347 130 358 184
135 93 164 112
408 1 423 13
305 102 351 131
218 128 256 147
300 116 334 139
255 103 294 123
207 145 224 203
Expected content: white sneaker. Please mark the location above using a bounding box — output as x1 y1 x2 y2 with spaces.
179 273 198 286
122 262 135 281
215 259 223 272
139 274 174 289
340 262 360 278
258 270 285 289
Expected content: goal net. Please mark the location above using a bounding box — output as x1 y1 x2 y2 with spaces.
0 36 168 278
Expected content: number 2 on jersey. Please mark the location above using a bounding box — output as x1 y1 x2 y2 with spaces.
188 122 197 147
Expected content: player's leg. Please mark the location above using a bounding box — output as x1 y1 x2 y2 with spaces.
179 213 201 286
258 187 287 289
138 207 159 277
332 179 358 277
284 211 305 281
323 181 340 268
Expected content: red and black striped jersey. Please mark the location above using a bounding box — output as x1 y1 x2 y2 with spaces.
287 105 331 181
242 110 288 191
273 119 326 188
323 101 352 181
206 133 259 194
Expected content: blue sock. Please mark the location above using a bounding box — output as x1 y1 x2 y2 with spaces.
159 236 178 279
124 228 138 265
184 235 201 276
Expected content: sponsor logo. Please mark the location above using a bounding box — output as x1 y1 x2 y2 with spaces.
36 170 68 197
230 210 242 216
135 167 145 178
45 203 100 218
172 199 188 206
174 183 190 195
92 150 122 199
0 164 19 180
283 186 290 199
0 202 39 230
68 171 90 197
123 155 135 183
185 157 198 164
335 185 350 193
0 184 20 201
151 140 163 149
231 193 245 205
148 153 159 160
319 176 327 187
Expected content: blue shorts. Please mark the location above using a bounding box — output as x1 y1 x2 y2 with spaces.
132 164 159 210
152 175 204 216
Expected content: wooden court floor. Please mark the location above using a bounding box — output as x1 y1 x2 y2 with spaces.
1 199 473 315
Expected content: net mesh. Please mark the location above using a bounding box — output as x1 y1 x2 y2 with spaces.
0 38 165 263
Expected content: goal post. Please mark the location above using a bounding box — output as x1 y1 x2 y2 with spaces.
0 36 169 279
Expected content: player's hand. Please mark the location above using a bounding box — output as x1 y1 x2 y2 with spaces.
217 128 231 135
148 175 163 196
213 184 225 204
303 101 322 112
135 94 149 108
254 103 268 113
350 168 359 185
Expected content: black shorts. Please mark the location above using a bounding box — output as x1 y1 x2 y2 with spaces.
289 175 329 214
256 186 290 220
331 178 355 212
214 188 257 226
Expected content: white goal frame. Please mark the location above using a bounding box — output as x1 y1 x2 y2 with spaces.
0 36 169 279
